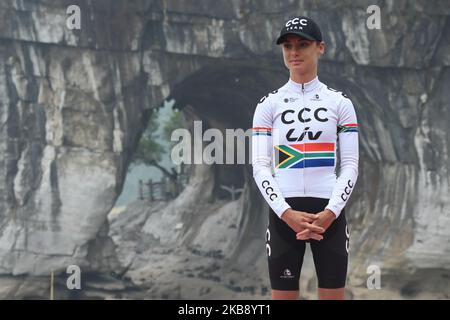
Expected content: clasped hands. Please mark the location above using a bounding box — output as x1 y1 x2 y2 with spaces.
281 208 336 241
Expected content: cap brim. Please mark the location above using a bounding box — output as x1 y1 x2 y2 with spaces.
276 31 317 45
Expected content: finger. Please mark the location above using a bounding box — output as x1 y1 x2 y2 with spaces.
301 217 314 223
308 233 323 241
296 229 309 238
296 232 310 240
303 222 325 234
302 212 319 220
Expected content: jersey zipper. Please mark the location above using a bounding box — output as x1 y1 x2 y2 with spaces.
302 83 306 197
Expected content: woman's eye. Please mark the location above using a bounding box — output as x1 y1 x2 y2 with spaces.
284 44 292 49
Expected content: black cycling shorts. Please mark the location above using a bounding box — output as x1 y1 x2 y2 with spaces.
266 197 349 290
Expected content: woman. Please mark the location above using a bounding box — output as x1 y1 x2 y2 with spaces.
252 16 359 300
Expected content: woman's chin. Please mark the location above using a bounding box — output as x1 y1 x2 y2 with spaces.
289 65 306 72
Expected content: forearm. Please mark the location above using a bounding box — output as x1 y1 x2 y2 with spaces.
326 135 359 217
253 161 291 217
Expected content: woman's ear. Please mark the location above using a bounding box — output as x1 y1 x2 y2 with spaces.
318 41 326 56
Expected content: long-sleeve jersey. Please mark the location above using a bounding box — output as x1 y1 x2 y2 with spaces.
251 76 359 218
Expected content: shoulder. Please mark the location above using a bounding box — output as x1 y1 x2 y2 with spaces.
321 84 349 100
320 83 354 109
257 83 289 106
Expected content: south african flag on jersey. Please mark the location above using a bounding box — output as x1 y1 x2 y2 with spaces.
275 143 335 169
337 123 358 133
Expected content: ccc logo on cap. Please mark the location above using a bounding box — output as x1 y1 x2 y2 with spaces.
285 18 308 27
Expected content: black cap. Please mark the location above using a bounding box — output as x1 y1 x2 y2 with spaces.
276 16 323 45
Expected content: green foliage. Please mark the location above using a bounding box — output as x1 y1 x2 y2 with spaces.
131 109 163 167
163 108 185 146
131 107 185 169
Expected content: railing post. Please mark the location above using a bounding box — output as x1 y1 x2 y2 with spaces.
139 179 144 200
149 179 153 202
161 177 167 201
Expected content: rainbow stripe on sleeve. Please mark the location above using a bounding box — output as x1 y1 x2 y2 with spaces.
252 127 272 136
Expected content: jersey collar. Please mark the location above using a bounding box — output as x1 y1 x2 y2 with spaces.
287 76 321 93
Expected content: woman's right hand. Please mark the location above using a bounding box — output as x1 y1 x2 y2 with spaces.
280 208 325 240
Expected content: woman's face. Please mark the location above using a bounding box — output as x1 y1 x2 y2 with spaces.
281 34 325 74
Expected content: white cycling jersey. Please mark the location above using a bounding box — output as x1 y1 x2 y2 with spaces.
252 76 359 218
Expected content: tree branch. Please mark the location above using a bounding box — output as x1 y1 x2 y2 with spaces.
149 160 176 179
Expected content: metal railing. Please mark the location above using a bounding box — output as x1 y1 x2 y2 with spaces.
139 174 189 202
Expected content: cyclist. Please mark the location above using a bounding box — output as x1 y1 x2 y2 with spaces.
252 16 359 300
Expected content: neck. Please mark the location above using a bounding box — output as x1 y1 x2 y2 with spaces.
290 68 318 84
287 75 320 93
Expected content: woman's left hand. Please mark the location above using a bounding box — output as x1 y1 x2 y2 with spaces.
296 209 336 240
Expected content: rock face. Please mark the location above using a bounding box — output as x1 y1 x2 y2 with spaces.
0 0 449 299
0 1 148 276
